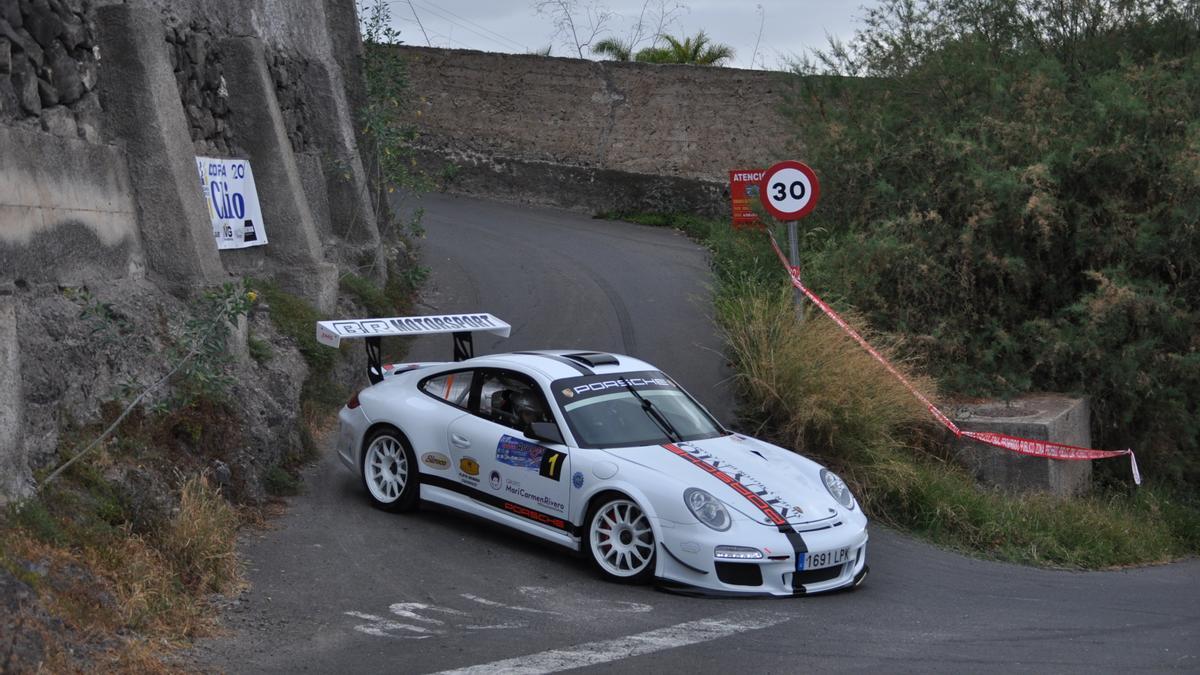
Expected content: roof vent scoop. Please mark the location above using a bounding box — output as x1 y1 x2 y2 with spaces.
564 352 620 367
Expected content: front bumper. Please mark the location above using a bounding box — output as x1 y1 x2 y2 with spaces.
654 517 869 597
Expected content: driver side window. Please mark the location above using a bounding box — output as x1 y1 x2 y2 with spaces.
476 370 552 432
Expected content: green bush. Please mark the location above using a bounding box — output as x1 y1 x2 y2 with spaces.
263 466 303 497
249 279 337 378
790 0 1200 485
248 336 273 364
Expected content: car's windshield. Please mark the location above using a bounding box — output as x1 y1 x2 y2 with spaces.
551 371 725 448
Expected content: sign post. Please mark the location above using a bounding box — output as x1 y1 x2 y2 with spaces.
758 160 821 320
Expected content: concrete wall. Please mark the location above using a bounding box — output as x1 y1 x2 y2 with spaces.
0 125 142 284
394 45 806 214
2 0 376 289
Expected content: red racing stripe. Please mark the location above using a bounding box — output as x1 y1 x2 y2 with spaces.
663 443 788 526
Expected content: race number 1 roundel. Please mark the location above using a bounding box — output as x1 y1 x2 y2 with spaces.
758 160 821 221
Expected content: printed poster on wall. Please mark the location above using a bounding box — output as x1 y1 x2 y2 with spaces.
195 156 268 250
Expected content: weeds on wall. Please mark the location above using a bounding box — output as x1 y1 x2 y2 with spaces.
0 282 271 669
43 283 257 490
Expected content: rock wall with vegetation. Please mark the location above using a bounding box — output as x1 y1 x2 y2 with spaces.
0 0 389 505
0 1 422 666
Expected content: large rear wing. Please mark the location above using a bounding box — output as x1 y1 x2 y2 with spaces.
316 313 511 384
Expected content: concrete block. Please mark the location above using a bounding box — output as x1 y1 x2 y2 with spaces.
952 395 1093 497
95 4 226 293
274 261 339 316
226 313 250 366
299 60 380 249
0 292 31 504
0 126 142 284
294 151 334 244
218 38 326 273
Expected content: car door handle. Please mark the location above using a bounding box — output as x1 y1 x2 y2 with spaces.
451 434 471 449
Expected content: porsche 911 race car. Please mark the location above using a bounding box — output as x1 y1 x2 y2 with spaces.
316 313 868 596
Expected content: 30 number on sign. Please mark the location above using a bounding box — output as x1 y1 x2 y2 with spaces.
759 161 821 221
771 180 806 202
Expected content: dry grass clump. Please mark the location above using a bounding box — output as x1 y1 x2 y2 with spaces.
159 476 243 597
718 283 938 470
1 474 244 671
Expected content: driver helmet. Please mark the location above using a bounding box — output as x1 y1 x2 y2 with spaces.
510 391 541 423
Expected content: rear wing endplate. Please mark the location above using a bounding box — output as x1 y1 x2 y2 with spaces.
316 313 510 385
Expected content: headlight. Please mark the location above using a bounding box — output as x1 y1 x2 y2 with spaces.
683 488 731 531
714 545 763 560
821 469 856 510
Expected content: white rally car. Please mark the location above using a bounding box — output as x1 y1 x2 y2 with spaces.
316 313 868 596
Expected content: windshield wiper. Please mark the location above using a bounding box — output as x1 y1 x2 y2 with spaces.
621 380 682 443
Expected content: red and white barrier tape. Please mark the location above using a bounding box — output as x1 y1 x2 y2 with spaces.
765 230 1141 485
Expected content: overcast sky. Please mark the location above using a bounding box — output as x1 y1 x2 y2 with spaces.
382 1 879 70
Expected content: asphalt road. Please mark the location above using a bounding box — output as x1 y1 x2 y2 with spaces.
195 193 1200 673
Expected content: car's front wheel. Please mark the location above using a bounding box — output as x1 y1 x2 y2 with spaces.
361 427 418 512
585 495 657 583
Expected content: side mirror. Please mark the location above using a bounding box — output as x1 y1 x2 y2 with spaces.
526 422 565 445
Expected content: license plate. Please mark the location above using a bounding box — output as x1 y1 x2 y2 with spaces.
798 547 850 571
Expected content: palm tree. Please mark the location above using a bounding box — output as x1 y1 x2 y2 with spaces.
634 31 735 66
592 37 634 61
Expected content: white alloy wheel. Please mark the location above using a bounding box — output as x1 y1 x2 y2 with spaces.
361 430 417 511
589 498 656 581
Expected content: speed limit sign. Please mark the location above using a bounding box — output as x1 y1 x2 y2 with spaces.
758 160 820 221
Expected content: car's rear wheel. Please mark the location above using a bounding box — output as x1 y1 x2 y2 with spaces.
361 427 418 512
585 496 656 583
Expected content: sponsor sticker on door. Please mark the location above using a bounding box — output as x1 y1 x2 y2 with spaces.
496 435 546 471
422 452 450 470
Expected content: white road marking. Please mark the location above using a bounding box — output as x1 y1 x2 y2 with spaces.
348 602 533 639
460 593 560 615
516 587 652 614
344 611 437 639
431 611 790 675
610 601 654 613
389 602 470 624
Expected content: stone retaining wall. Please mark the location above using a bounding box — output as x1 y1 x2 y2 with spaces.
1 0 103 141
393 45 807 214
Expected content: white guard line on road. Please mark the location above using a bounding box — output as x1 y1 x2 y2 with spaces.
431 611 789 675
